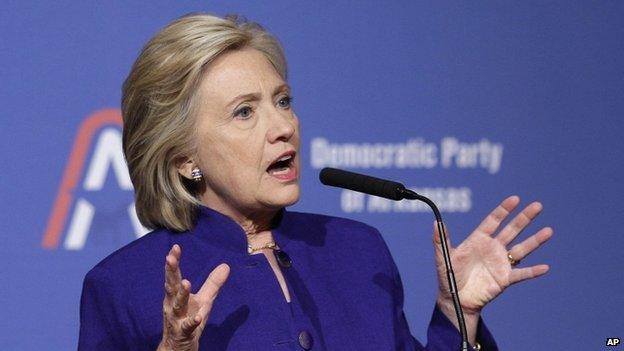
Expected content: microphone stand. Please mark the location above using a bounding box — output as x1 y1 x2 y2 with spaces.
398 188 470 351
318 167 470 350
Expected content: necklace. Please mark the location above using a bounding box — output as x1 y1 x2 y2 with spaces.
247 241 278 254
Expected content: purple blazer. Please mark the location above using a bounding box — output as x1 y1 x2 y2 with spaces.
78 206 497 350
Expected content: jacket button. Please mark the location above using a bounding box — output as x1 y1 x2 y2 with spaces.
298 330 313 350
275 249 292 268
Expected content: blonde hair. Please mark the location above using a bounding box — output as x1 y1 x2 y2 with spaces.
122 13 287 231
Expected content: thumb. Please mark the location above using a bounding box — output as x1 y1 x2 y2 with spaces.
198 263 230 302
210 263 230 286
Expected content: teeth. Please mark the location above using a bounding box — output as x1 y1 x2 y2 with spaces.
277 154 293 162
267 153 294 174
269 167 290 175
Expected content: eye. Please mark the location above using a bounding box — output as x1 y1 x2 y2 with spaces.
234 105 253 119
277 95 293 109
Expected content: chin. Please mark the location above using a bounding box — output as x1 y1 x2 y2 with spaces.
266 184 300 208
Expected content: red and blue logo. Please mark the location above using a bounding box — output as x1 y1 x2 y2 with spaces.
42 109 148 250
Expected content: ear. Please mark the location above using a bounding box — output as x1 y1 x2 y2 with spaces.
177 158 196 180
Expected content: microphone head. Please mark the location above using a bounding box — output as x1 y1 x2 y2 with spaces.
319 167 346 186
319 167 406 201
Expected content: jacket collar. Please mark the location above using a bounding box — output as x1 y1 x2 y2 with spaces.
193 205 293 256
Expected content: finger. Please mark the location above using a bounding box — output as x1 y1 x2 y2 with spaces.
170 243 182 263
172 279 191 317
509 264 550 285
180 314 202 336
496 202 543 246
475 195 520 236
508 227 553 262
164 245 183 299
198 263 230 303
432 221 452 267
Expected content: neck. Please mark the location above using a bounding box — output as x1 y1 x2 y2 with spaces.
239 213 274 236
199 196 278 235
224 207 277 250
199 189 284 251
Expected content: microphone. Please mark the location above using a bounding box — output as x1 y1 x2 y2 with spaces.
319 167 471 351
319 167 417 201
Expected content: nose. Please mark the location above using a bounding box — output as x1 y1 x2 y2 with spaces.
267 109 297 144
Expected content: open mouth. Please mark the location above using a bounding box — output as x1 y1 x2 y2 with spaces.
267 153 294 174
267 152 296 180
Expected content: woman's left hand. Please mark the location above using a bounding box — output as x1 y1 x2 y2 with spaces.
434 195 553 317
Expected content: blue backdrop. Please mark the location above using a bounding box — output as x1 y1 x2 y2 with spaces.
2 1 623 350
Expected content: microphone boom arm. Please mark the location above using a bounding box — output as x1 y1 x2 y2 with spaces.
400 189 470 351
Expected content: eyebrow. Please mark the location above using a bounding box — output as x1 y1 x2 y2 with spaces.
226 83 291 109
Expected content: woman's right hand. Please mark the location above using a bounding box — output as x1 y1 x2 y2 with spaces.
157 244 230 351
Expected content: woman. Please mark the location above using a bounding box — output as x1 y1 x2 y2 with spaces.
78 13 553 350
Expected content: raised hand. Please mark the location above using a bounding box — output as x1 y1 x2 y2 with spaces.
158 244 230 351
434 196 553 317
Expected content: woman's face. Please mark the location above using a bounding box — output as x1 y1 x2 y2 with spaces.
190 48 300 219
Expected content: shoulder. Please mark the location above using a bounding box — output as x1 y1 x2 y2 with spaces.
83 229 190 300
82 227 178 292
79 229 178 349
80 227 181 334
285 210 382 237
283 210 392 269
